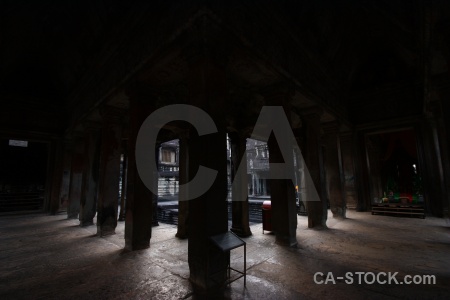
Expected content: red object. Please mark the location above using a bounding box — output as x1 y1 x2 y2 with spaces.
262 201 272 233
400 193 412 202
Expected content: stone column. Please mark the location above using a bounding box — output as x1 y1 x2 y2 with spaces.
267 136 298 246
58 140 72 212
251 173 255 195
301 108 327 228
79 123 101 226
429 100 450 217
187 130 229 293
229 132 252 237
118 139 128 222
264 85 298 246
67 137 84 219
293 129 305 209
97 106 123 236
124 93 155 251
152 143 159 227
48 140 63 215
186 54 229 294
433 90 450 217
365 135 383 204
419 112 447 217
322 121 346 219
354 131 370 212
176 134 189 239
339 133 358 209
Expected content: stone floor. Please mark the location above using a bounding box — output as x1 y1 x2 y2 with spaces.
1 210 449 299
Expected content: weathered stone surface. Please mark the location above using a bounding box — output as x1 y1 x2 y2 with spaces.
96 107 123 236
301 108 328 229
67 139 84 220
323 121 346 219
124 96 155 251
79 126 100 227
229 132 252 238
1 211 450 299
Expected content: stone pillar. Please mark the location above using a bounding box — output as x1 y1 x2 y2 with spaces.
79 123 101 227
229 132 252 237
339 133 358 209
118 139 128 222
301 108 327 228
67 137 83 219
267 135 298 246
354 131 370 212
419 113 446 217
433 89 450 217
293 129 305 208
365 135 383 204
152 143 159 227
176 134 189 239
264 85 298 246
187 130 229 293
323 121 346 218
97 106 123 236
429 100 450 217
124 93 155 251
58 140 72 211
251 173 255 196
48 140 63 215
186 54 229 294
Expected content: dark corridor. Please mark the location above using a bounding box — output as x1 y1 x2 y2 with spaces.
0 139 48 212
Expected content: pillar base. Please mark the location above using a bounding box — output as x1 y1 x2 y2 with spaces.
67 214 78 219
80 220 94 227
175 232 188 239
331 207 346 219
230 227 252 238
189 282 225 298
275 234 298 247
97 226 116 237
308 224 328 230
189 249 228 297
125 241 150 251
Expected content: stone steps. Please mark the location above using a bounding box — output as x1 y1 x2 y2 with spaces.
0 192 44 212
157 201 264 225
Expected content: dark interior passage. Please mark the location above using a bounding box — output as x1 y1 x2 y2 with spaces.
0 139 48 212
366 129 422 204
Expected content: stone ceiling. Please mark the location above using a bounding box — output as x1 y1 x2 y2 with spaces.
0 0 448 136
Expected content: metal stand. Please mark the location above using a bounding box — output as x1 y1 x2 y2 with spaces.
208 231 246 287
